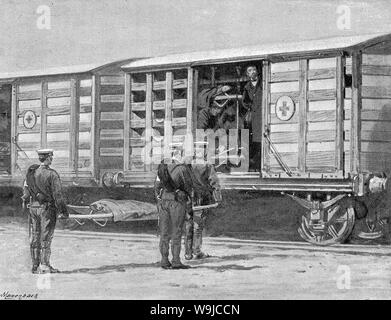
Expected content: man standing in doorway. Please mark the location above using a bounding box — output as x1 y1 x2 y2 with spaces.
242 65 263 170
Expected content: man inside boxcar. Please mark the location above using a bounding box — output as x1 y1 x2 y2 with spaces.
154 144 195 269
21 149 69 274
242 65 263 170
197 85 231 130
184 157 222 260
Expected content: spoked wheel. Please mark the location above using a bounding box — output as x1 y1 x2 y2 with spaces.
298 205 355 245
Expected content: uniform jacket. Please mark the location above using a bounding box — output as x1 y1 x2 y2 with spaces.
34 165 67 214
197 108 219 130
154 163 195 200
242 80 263 142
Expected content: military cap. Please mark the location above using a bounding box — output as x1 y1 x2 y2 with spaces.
37 149 54 156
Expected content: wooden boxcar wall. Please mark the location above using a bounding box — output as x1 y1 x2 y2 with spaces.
97 73 125 175
124 69 192 179
267 56 351 176
360 53 391 173
14 76 93 177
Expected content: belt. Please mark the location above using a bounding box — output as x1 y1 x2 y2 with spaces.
161 192 176 200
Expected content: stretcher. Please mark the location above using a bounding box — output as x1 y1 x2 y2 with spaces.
67 199 219 226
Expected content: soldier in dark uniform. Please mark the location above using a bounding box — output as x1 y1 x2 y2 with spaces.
242 65 263 170
154 144 195 269
184 160 222 260
22 149 69 274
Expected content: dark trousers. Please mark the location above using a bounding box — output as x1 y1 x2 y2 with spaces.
158 199 186 265
185 209 207 256
29 203 57 266
249 141 262 170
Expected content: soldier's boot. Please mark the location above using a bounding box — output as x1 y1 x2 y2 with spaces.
159 241 171 269
38 248 60 274
30 247 40 274
193 224 210 260
171 241 190 269
184 221 194 260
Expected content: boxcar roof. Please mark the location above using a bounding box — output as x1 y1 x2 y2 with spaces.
0 58 139 81
122 32 391 70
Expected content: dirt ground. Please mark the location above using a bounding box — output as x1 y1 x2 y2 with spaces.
1 221 391 300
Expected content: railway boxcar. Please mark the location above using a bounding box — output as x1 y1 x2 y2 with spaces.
116 32 391 244
0 59 137 186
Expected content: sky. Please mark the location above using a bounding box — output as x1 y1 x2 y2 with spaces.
1 0 391 73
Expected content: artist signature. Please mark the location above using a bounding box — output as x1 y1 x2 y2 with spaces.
0 291 38 300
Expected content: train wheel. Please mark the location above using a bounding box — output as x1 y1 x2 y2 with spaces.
298 205 355 245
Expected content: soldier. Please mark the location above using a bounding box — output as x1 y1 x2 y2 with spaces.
21 149 69 274
184 159 222 260
154 144 195 269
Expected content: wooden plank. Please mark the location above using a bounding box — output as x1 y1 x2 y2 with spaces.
91 75 100 180
46 106 71 116
362 65 391 76
361 130 391 142
270 91 300 104
130 119 146 128
173 79 187 89
271 70 299 83
270 123 299 132
100 85 124 95
270 81 299 93
309 68 336 80
100 129 124 140
153 81 166 90
186 68 193 144
308 110 336 122
123 73 131 171
361 120 391 131
173 99 187 109
270 132 299 144
100 75 124 86
308 79 336 91
164 71 173 159
173 117 187 127
79 87 92 97
269 152 298 167
100 112 124 121
362 86 391 99
100 95 124 103
307 130 336 142
308 89 336 101
308 141 335 152
271 61 299 73
309 57 336 69
361 152 391 172
362 74 391 88
132 102 146 111
69 78 79 172
100 120 124 129
17 90 41 101
153 100 165 110
47 88 71 98
306 151 335 167
11 85 17 176
362 141 391 153
47 97 70 108
335 56 345 173
99 156 123 169
298 59 308 172
18 99 41 112
100 102 124 112
361 110 391 121
100 147 123 156
308 100 336 111
40 82 47 148
192 68 199 137
131 82 146 91
362 98 391 111
350 52 362 174
145 73 153 170
362 54 391 66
